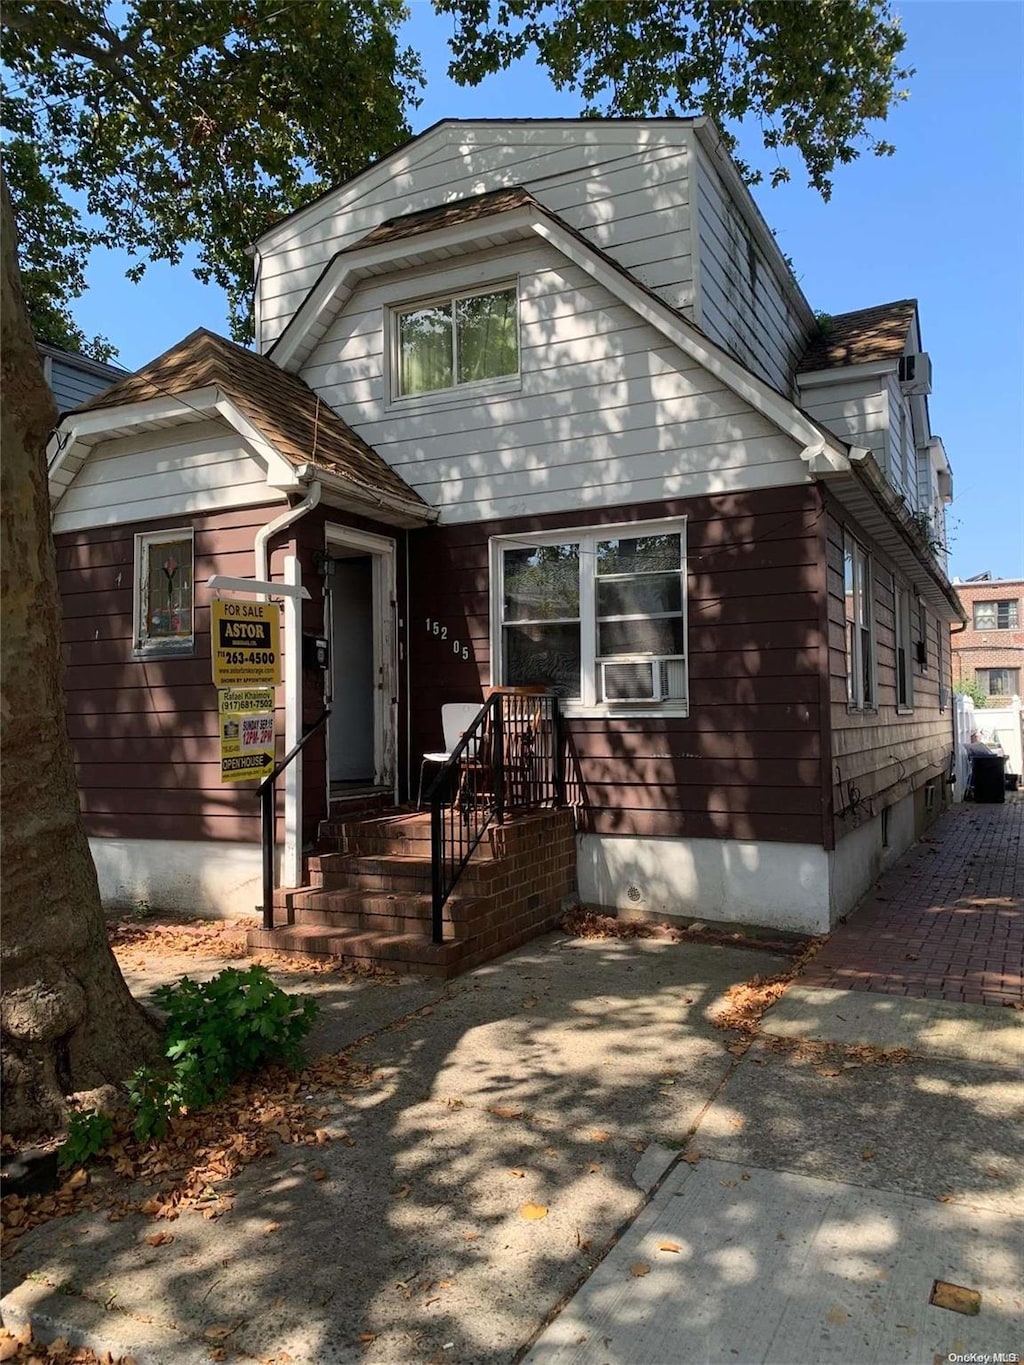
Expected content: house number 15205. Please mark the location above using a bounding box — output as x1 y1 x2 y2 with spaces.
425 618 470 661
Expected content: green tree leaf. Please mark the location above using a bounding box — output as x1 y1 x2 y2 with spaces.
2 0 424 343
435 0 912 199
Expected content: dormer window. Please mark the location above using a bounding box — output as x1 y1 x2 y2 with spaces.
394 285 518 397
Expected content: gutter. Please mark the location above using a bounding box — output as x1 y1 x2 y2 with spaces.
846 447 967 622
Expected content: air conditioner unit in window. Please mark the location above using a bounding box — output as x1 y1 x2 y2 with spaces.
601 659 663 703
898 352 932 395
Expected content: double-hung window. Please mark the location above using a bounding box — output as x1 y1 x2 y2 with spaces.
973 599 1019 630
492 518 688 714
894 583 913 710
134 528 194 657
394 285 518 398
843 531 875 709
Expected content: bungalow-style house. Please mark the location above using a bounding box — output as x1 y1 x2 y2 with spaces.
49 119 964 971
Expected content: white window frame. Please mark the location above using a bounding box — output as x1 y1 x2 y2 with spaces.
133 527 195 658
489 516 689 719
843 530 876 711
389 281 521 403
894 581 914 712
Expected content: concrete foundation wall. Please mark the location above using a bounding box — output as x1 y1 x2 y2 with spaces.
91 838 269 919
576 833 834 936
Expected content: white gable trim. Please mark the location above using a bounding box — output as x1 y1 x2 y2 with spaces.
48 385 305 509
273 203 849 475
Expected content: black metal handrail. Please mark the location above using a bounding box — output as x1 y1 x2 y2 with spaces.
426 692 562 945
257 708 331 930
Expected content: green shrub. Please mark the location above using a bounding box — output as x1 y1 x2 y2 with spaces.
58 1109 114 1168
128 966 318 1141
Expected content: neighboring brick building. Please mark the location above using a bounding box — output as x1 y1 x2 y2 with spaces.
952 574 1023 701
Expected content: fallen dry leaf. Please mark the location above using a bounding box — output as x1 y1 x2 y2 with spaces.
630 1262 650 1277
263 1221 280 1235
682 1151 701 1165
144 1232 174 1247
587 1162 602 1174
203 1326 235 1341
488 1105 523 1120
394 1184 411 1199
509 1169 526 1180
520 1202 548 1221
311 1169 327 1182
588 1130 610 1143
861 1150 876 1162
657 1241 681 1254
358 1334 376 1346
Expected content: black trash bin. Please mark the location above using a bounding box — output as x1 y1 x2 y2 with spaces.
972 753 1006 803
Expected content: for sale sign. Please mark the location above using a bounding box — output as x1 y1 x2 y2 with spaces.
211 598 281 687
219 687 275 783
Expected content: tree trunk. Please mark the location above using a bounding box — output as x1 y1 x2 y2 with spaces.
1 175 160 1138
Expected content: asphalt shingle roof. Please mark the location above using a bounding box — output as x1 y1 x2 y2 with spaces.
72 328 427 509
798 299 918 372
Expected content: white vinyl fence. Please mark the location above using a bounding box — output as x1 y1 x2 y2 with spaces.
953 693 1023 800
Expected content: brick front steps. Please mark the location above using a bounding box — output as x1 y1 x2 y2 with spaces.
246 807 577 978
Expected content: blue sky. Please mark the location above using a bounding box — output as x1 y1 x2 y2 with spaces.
72 0 1024 581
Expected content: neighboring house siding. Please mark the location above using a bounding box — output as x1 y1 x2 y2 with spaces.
52 420 286 535
301 239 811 524
58 505 289 844
258 123 697 348
798 373 889 467
48 358 120 413
824 503 951 831
407 483 829 847
692 137 810 395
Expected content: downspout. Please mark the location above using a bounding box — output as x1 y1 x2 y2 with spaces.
254 480 322 593
252 479 323 890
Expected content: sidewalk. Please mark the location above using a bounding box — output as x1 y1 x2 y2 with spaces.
801 796 1023 1007
3 804 1022 1364
526 803 1024 1365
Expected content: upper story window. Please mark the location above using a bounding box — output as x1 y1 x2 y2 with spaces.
973 599 1019 630
134 529 194 657
394 285 518 398
491 519 688 716
843 531 875 710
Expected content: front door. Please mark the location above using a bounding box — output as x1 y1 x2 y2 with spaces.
325 525 397 794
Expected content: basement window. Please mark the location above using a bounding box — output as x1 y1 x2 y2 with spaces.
134 528 195 657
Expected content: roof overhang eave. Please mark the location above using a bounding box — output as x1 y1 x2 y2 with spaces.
821 449 966 623
297 464 437 529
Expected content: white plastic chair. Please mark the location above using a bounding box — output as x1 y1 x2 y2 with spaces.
416 702 483 808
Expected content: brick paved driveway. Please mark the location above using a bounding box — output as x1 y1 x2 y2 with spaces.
800 795 1023 1008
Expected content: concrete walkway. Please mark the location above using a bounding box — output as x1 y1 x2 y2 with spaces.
4 804 1023 1364
526 803 1024 1365
801 797 1023 1007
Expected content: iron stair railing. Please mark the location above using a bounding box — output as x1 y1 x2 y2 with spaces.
257 708 331 930
425 692 562 945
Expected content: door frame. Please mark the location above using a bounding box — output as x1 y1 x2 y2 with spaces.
324 523 398 798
